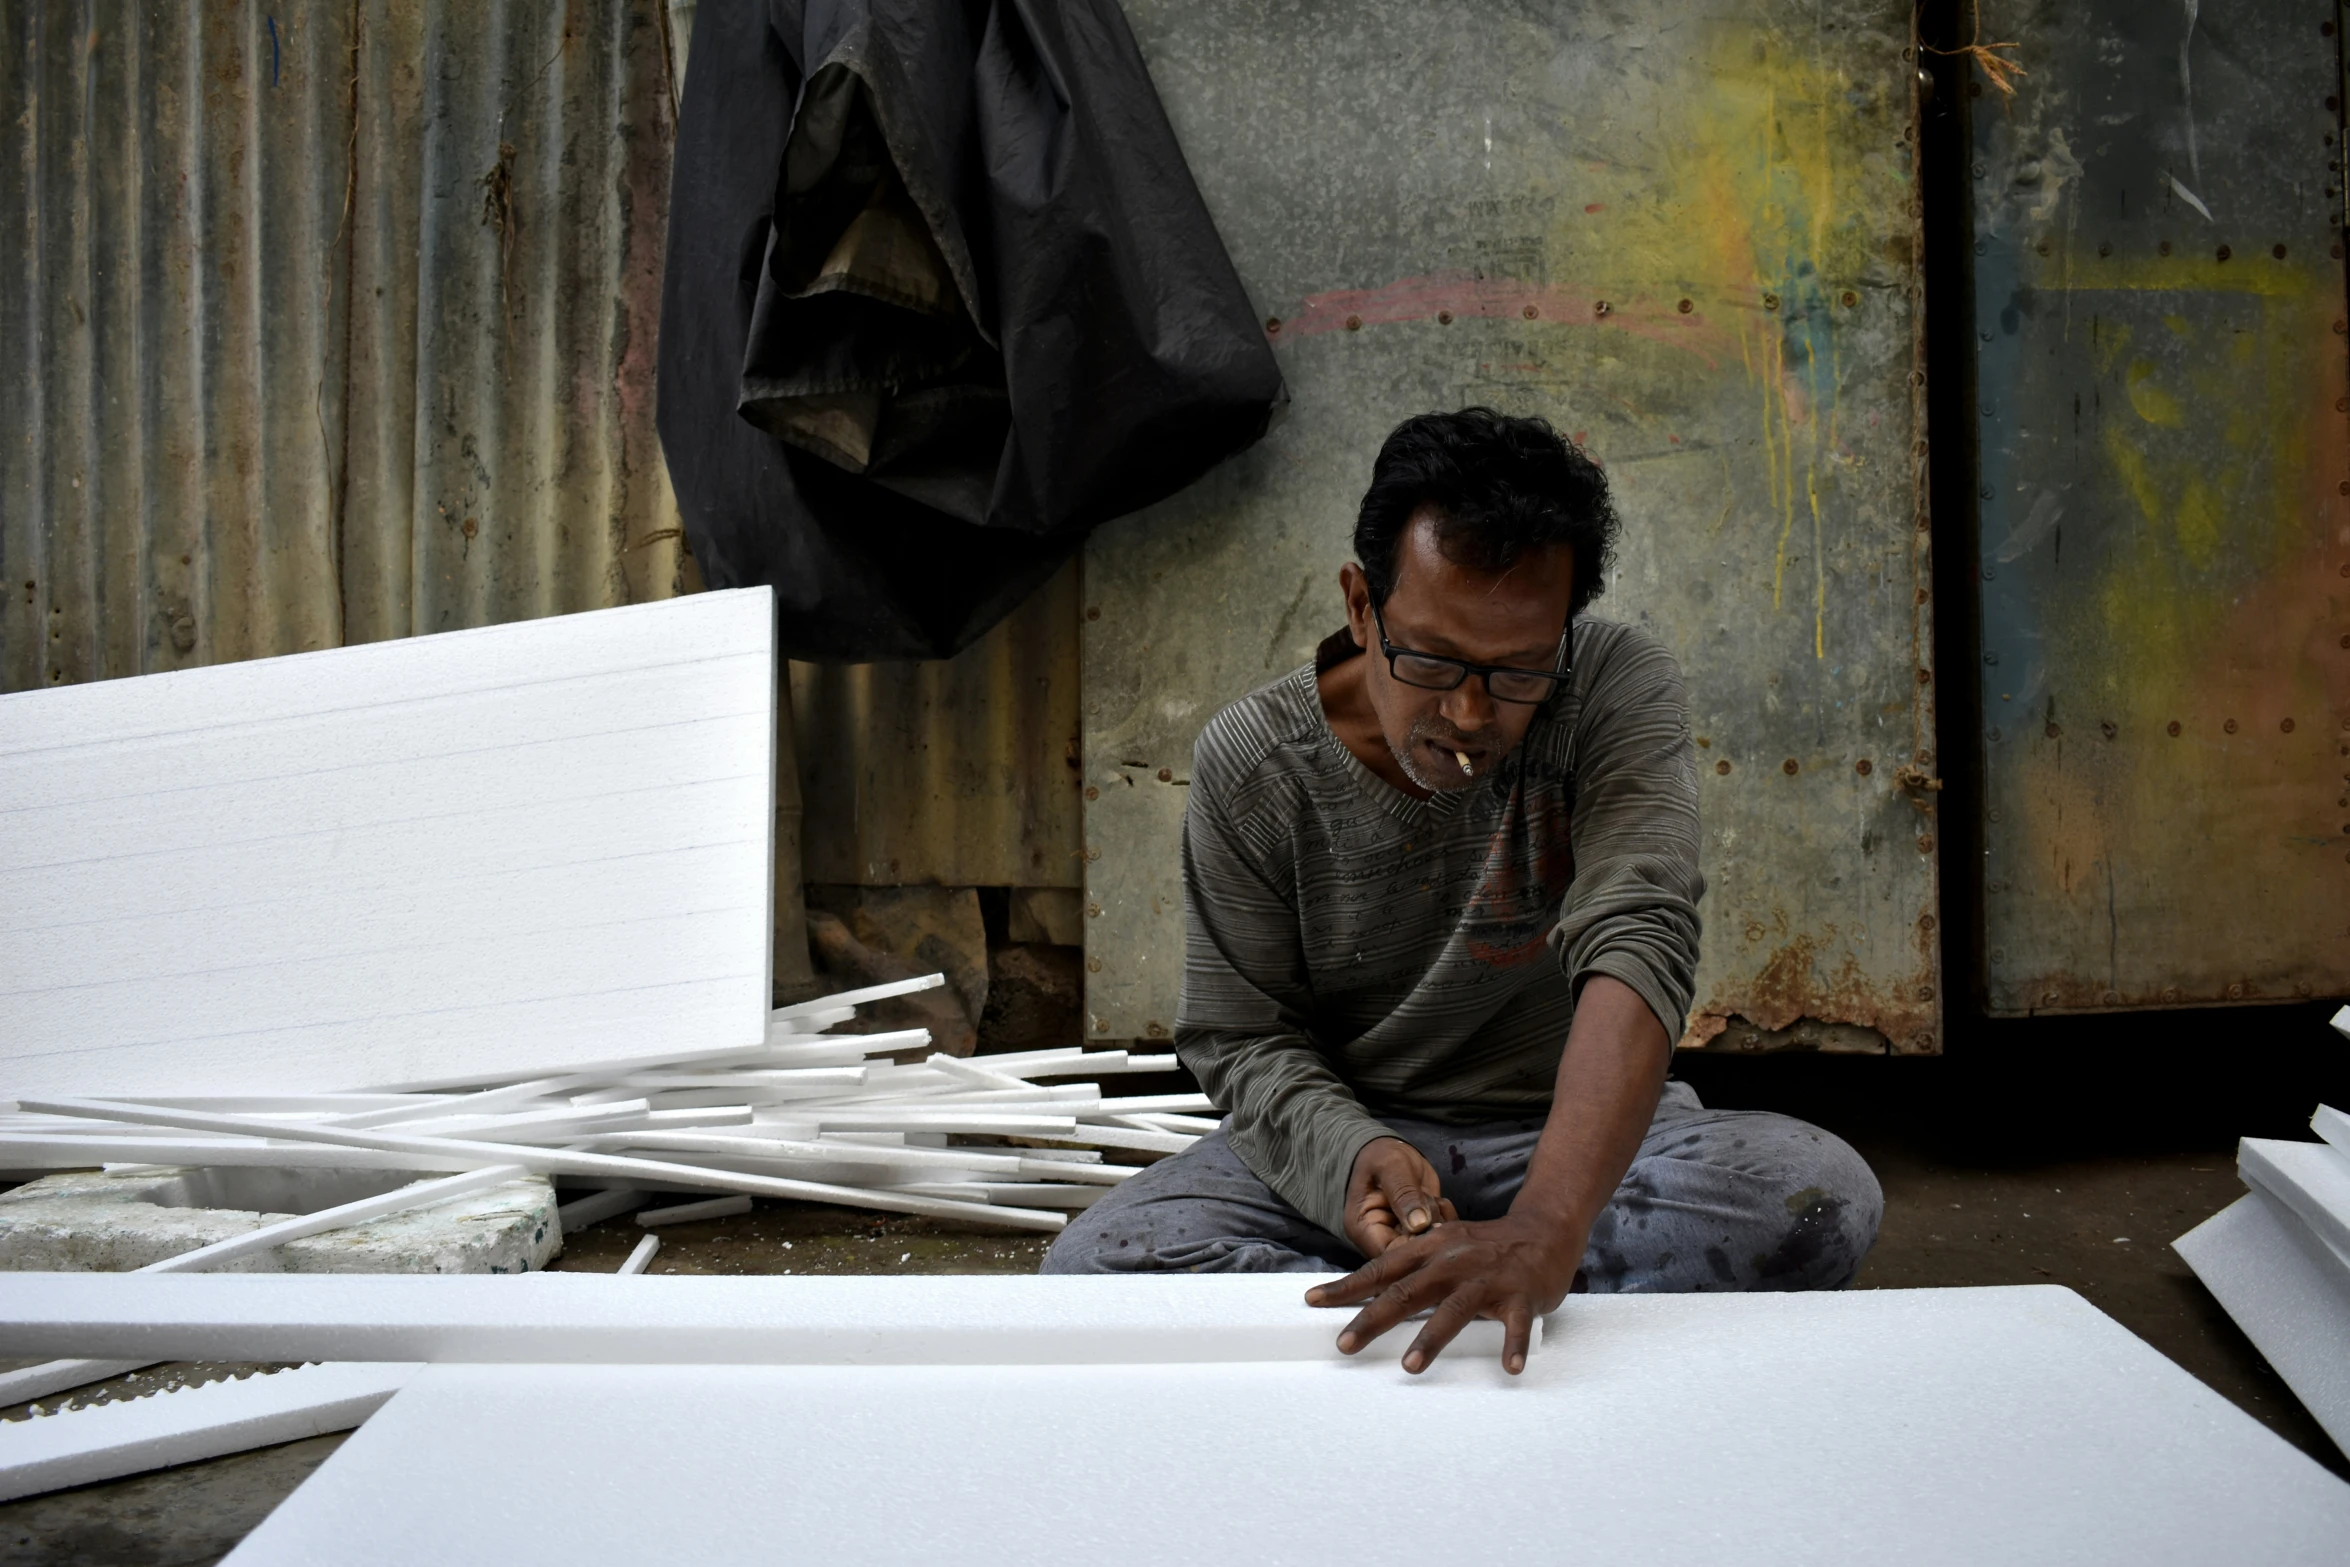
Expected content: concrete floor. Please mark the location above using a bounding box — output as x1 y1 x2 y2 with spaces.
5 1006 2347 1561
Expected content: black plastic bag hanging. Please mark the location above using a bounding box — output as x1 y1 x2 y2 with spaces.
658 0 1286 661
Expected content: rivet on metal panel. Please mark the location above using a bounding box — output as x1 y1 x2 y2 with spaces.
2324 19 2337 35
1916 668 1932 685
1989 727 2003 742
1085 786 1099 800
2097 241 2112 257
1972 162 1985 178
2227 982 2246 999
1982 564 1997 581
1916 985 1934 1002
1840 290 1857 307
1157 768 1173 782
2299 982 2314 997
1437 311 1453 325
2224 718 2239 734
1345 315 1363 331
1911 1033 1935 1051
2282 718 2297 733
1991 948 2006 963
1086 902 1101 918
1781 758 1799 775
1978 484 1993 499
2035 241 2050 257
1593 301 1610 317
2336 243 2347 259
1265 316 1282 334
1715 760 1731 775
2337 320 2349 335
2099 720 2117 740
1676 298 1692 314
2159 240 2172 256
2274 243 2289 259
1983 650 2000 665
2216 245 2231 262
2161 986 2181 1003
2337 398 2348 413
1086 606 1102 620
2339 634 2350 649
1762 293 1780 311
1919 914 1937 933
1145 1022 1168 1039
2339 564 2350 577
1855 758 1872 776
1974 240 1988 256
2103 990 2120 1005
1086 958 1102 973
1522 305 1539 320
2044 723 2061 739
1917 835 1935 853
1085 846 1101 861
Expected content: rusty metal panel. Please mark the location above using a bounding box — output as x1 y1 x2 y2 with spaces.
791 561 1084 889
1083 0 1940 1049
0 0 689 699
1970 1 2350 1013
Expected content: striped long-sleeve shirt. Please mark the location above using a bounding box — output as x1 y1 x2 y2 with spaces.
1175 616 1704 1237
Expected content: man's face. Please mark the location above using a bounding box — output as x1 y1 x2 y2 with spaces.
1342 511 1575 793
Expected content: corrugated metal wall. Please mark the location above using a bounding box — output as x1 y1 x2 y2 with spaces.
0 0 691 692
0 0 1078 908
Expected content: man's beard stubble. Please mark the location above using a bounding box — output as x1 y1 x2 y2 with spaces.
1387 712 1481 794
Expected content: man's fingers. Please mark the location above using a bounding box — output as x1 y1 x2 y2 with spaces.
1304 1246 1401 1307
1335 1268 1443 1354
1500 1298 1535 1376
1400 1286 1487 1374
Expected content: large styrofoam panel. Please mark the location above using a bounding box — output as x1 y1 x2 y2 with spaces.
0 589 775 1096
225 1287 2350 1567
2241 1137 2350 1262
2175 1190 2350 1459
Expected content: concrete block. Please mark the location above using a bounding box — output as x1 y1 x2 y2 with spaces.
0 1166 559 1275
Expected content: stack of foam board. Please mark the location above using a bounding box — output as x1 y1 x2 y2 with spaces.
2 1275 2347 1561
2173 1099 2350 1457
0 588 1213 1233
0 970 1205 1233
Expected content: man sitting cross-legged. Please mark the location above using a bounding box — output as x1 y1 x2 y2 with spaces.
1042 408 1882 1373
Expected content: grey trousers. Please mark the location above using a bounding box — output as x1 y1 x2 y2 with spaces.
1041 1081 1882 1291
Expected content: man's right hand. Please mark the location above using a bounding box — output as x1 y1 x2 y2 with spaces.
1343 1136 1457 1257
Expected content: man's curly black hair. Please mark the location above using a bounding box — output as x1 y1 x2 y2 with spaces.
1353 408 1618 617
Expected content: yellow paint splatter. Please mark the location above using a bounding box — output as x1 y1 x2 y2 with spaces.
2124 361 2184 427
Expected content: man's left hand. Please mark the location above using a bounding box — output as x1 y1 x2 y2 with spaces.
1305 1210 1580 1376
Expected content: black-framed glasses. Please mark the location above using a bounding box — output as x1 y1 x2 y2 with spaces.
1369 601 1571 705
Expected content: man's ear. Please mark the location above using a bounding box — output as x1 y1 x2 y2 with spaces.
1338 562 1372 644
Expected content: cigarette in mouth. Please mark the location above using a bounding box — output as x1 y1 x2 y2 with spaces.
1453 750 1474 776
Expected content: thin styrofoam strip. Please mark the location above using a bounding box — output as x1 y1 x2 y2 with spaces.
0 1362 417 1504
144 1167 533 1275
809 1114 1081 1135
637 1195 752 1228
19 1098 1064 1232
0 1273 1525 1367
1089 1094 1217 1114
0 1138 476 1173
572 1132 1030 1174
768 976 945 1020
328 1076 595 1128
2175 1190 2350 1458
1034 1125 1195 1155
2238 1138 2350 1263
556 1188 646 1231
0 1361 152 1410
617 1236 661 1275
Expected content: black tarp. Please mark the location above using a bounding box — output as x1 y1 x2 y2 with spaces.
659 0 1286 661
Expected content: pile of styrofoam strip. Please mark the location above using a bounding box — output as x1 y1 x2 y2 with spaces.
2173 1064 2350 1458
0 975 1213 1238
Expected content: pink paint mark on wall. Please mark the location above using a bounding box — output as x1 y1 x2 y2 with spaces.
1282 271 1730 368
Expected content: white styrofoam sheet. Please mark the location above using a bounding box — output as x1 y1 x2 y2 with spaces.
0 589 776 1096
225 1287 2350 1567
0 1272 1518 1366
0 1362 415 1502
2175 1190 2350 1458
